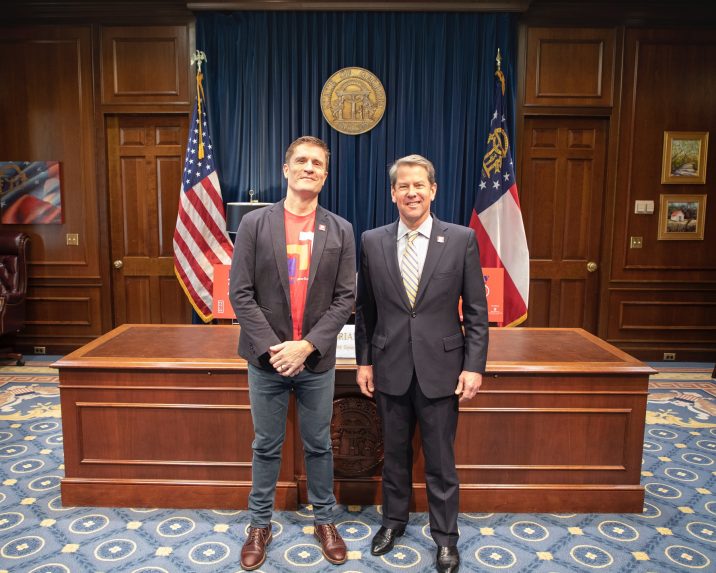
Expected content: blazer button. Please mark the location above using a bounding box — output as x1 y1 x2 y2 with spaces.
411 311 416 318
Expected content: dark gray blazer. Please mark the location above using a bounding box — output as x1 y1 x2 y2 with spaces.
355 215 489 398
229 199 356 372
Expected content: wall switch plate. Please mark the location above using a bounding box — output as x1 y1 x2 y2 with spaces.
630 236 643 248
634 200 655 214
66 233 79 246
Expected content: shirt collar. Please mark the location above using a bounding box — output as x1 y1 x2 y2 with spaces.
398 215 433 242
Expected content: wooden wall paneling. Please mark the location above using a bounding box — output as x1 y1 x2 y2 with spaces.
606 288 716 360
611 29 716 281
0 28 100 281
524 27 616 108
100 25 190 106
106 115 192 326
23 284 105 354
606 28 716 359
5 1 194 24
595 26 625 343
520 117 608 332
0 26 110 352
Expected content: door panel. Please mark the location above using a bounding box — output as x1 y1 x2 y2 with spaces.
521 118 608 332
107 115 191 326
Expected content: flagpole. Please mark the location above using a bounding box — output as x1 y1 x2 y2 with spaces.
173 49 234 323
495 48 505 96
191 51 207 160
469 47 529 327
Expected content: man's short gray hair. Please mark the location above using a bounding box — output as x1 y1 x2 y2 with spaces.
388 154 436 186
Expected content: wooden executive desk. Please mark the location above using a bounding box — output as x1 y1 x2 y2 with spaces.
55 325 654 513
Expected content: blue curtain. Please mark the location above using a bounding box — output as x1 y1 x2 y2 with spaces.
196 11 516 246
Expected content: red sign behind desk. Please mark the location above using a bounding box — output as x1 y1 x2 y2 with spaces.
458 267 504 323
214 264 504 323
482 267 504 322
212 264 235 319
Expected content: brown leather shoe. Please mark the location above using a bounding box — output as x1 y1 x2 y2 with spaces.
240 525 272 571
314 522 347 564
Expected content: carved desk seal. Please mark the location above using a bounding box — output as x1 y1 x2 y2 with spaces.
331 394 384 477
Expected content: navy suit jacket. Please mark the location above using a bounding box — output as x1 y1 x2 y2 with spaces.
355 215 489 398
229 199 356 372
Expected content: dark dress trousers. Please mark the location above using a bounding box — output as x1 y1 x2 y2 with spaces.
229 198 356 371
355 215 489 545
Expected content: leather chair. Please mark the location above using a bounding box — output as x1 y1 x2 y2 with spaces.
0 231 30 365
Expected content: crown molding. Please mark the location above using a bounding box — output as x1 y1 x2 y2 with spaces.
187 0 531 11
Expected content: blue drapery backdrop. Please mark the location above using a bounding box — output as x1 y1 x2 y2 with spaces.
196 11 517 245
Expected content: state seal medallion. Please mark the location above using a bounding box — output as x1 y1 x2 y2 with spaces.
331 395 384 477
321 67 386 135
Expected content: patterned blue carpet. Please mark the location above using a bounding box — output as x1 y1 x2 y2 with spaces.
0 359 715 572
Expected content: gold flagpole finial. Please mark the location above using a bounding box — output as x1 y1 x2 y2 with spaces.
191 50 207 73
495 48 505 95
191 51 208 159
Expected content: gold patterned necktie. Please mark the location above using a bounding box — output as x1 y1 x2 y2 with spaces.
402 230 420 308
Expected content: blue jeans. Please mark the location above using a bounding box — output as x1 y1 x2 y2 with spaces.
247 363 337 527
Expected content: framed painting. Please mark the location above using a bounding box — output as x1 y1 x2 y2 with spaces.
661 131 709 184
0 161 63 224
657 194 706 240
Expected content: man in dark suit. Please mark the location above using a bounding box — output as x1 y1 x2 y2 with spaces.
230 136 356 570
355 154 489 573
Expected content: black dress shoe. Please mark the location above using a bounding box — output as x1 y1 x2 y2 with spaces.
436 546 460 573
371 525 405 555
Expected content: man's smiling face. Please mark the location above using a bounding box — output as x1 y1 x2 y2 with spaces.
391 164 437 229
283 143 329 197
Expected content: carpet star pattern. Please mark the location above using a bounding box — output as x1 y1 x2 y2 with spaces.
0 362 715 571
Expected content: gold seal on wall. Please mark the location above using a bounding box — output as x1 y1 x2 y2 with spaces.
321 67 386 135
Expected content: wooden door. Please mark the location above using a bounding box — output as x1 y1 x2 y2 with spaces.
520 118 608 332
106 115 191 325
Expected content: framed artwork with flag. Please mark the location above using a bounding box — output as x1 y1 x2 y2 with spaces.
173 51 234 322
469 50 529 327
0 161 62 224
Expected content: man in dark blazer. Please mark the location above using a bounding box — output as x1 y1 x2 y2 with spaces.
230 136 356 570
355 154 489 573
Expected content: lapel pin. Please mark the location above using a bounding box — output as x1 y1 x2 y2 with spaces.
437 235 445 243
318 224 326 231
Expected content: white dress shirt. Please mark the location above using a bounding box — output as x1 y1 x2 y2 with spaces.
397 215 433 279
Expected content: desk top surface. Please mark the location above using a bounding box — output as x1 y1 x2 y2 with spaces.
54 324 654 375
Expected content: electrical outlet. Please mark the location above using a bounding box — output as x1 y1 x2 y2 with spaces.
33 346 46 355
663 352 676 361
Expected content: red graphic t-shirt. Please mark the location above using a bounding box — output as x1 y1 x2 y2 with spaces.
284 209 316 340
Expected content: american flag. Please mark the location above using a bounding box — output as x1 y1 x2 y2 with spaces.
469 63 529 326
173 72 233 322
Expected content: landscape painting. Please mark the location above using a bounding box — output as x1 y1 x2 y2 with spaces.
661 131 709 184
658 194 706 240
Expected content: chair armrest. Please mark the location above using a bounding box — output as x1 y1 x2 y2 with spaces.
2 292 23 305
